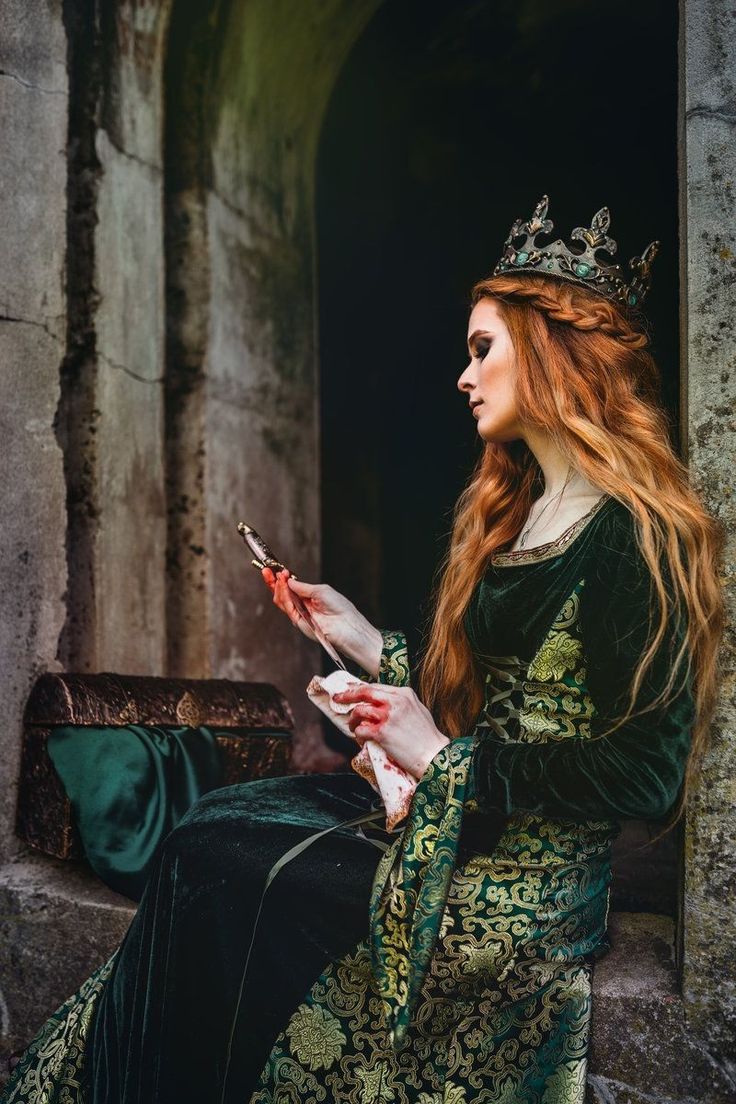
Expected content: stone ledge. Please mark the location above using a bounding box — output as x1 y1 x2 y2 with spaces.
0 852 133 1058
1 876 733 1100
588 914 734 1103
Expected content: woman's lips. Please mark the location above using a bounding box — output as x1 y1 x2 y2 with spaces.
472 402 483 416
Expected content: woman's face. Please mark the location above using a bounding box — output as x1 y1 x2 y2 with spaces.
457 297 522 442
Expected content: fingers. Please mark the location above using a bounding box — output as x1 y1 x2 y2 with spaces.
352 726 383 746
351 719 385 745
274 571 303 625
261 566 319 598
346 703 385 733
287 575 317 594
263 567 301 626
333 684 402 707
333 686 388 708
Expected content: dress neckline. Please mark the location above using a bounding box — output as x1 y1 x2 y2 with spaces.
490 493 613 567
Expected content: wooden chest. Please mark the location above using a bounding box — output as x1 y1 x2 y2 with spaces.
16 672 294 861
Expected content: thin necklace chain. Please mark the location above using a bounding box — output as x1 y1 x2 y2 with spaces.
518 468 576 550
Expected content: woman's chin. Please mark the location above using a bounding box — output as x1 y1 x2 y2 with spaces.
476 420 519 444
475 414 498 440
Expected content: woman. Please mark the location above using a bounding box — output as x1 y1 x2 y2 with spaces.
1 197 723 1104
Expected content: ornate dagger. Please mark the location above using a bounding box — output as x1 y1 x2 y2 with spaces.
237 522 347 671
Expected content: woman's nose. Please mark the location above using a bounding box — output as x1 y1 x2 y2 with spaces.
457 361 475 393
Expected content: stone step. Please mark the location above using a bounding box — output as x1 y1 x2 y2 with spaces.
0 853 133 1063
587 914 734 1103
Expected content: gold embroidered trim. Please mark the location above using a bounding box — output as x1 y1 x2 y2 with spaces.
491 494 611 566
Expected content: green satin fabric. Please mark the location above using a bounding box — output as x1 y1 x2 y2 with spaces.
47 725 224 900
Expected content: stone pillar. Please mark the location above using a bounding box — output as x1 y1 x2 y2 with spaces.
64 1 173 676
681 0 736 1059
0 0 68 860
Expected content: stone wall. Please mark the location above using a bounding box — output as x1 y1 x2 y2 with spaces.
191 0 381 768
681 0 736 1067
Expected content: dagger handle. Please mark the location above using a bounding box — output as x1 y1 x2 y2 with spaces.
237 522 290 574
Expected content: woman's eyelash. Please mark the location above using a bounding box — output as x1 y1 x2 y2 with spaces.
473 343 490 360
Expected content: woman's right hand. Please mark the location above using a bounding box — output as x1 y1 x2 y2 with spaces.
261 567 383 677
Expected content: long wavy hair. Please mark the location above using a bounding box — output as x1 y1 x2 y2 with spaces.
417 272 724 834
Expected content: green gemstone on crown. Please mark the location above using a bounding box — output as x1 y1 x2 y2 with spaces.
628 292 638 304
547 262 554 269
515 251 529 264
575 262 591 277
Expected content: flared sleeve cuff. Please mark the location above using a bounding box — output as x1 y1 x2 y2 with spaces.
369 733 475 1050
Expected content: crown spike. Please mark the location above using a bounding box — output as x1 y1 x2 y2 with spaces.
626 239 660 306
591 206 611 236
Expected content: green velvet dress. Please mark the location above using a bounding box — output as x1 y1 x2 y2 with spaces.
1 494 694 1104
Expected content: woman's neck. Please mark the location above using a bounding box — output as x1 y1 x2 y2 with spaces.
503 428 606 552
522 427 601 501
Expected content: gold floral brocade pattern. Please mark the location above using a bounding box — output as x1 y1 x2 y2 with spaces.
285 1005 348 1072
250 831 610 1103
2 954 117 1104
476 580 595 746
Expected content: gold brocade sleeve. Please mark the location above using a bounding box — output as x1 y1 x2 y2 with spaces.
369 734 476 1050
356 629 411 687
378 630 410 687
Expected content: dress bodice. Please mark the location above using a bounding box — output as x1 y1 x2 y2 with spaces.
464 494 616 749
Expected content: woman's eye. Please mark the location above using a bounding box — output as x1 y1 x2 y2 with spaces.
474 344 490 361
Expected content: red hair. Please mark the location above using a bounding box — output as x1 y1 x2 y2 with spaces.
417 272 724 833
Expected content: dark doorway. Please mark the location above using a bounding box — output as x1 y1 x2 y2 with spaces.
317 0 679 674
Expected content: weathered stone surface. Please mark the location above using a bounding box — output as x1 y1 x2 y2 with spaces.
0 856 133 1058
189 0 382 768
0 0 67 331
98 1 171 168
0 0 68 861
203 192 337 766
588 915 735 1102
163 184 210 675
92 129 167 674
681 0 736 1061
0 323 68 862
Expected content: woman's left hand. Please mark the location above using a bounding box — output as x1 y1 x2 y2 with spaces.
332 684 451 781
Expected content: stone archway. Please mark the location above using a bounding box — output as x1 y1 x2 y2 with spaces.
53 0 387 769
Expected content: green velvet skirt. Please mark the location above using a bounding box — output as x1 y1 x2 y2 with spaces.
1 771 616 1104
